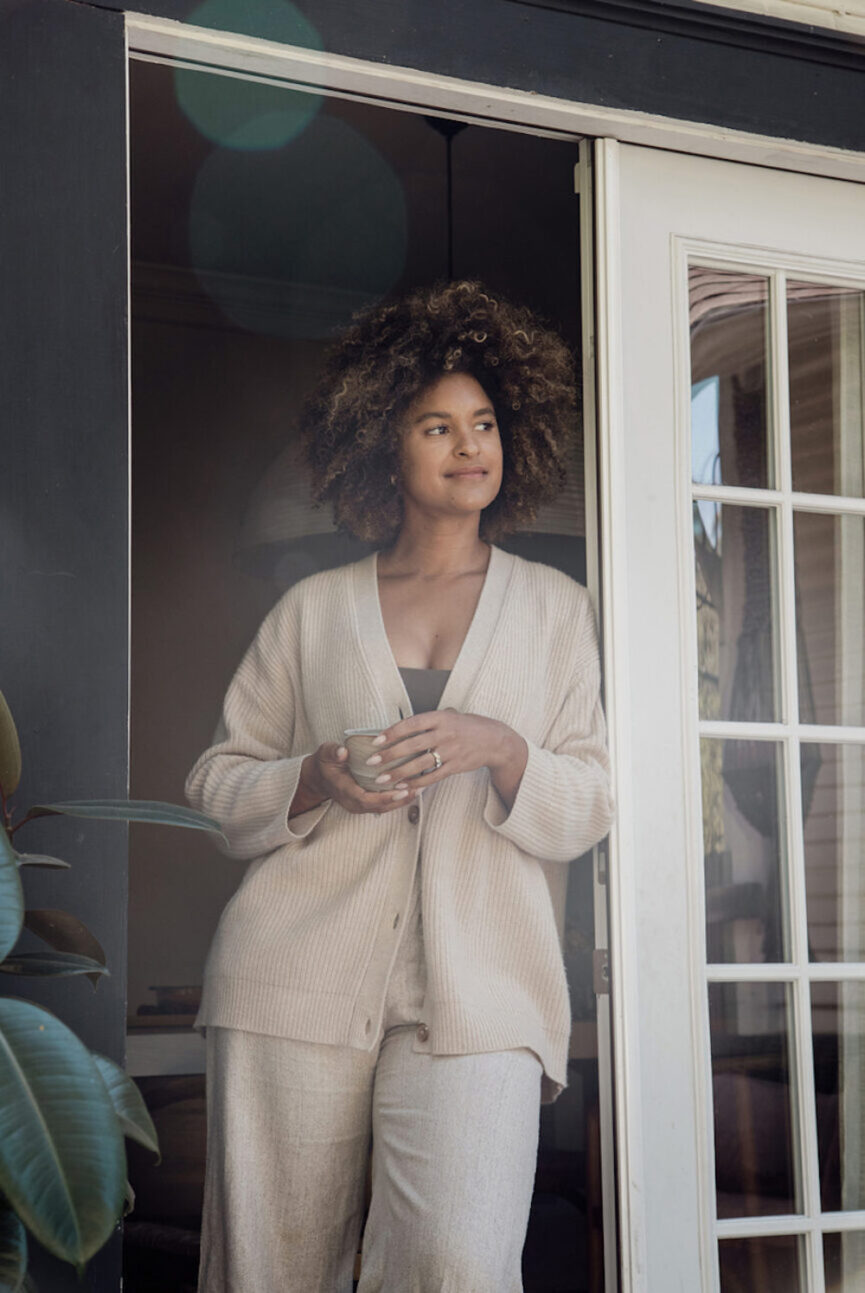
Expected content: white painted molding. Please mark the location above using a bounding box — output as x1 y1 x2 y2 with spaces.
126 1030 206 1077
125 12 865 183
705 0 865 39
670 231 721 1293
578 137 620 1293
593 136 647 1293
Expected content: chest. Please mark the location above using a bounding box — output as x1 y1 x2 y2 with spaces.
377 573 487 670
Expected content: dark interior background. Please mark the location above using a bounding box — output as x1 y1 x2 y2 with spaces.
128 57 601 1292
129 58 586 1024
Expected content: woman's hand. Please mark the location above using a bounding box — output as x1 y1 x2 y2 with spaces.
364 709 529 807
291 743 419 818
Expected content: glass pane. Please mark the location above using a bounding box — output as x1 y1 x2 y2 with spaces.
710 982 800 1217
695 503 779 722
812 982 865 1212
690 267 771 488
702 739 789 964
788 281 865 499
803 743 865 962
824 1232 865 1292
794 512 865 727
718 1234 803 1293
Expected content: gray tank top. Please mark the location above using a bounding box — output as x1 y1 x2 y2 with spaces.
398 666 451 714
395 668 450 948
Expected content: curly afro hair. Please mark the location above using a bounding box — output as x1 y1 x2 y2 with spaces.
301 280 578 544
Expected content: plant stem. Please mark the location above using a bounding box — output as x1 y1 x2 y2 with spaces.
0 779 12 834
9 810 36 838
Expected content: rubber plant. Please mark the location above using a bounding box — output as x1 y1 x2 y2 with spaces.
0 688 221 1291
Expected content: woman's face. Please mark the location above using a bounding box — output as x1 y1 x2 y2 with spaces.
396 372 503 525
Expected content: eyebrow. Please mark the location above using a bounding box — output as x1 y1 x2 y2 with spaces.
413 406 496 423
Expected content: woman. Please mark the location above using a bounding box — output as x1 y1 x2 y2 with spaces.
186 280 615 1292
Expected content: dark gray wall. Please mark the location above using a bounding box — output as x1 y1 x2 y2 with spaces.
96 0 865 152
0 0 128 1287
3 0 862 1287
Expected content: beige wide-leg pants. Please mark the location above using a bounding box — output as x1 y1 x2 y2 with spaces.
198 886 542 1293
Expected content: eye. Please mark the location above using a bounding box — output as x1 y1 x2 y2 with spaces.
424 423 449 436
476 420 497 432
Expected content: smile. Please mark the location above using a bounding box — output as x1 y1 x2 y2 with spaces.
446 468 487 477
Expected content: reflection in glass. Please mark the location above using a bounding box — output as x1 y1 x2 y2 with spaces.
788 281 865 499
812 982 865 1213
701 739 788 964
689 267 771 488
695 504 778 723
824 1232 865 1293
718 1234 803 1293
794 512 865 727
803 744 865 962
710 982 799 1218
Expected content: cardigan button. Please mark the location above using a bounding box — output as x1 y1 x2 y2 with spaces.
416 1023 429 1043
407 804 420 825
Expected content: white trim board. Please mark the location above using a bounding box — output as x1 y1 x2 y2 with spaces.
127 1030 206 1077
125 12 865 184
705 0 865 39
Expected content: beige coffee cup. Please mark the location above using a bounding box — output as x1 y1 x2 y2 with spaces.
343 727 415 789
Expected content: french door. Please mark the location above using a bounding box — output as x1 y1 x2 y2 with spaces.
595 140 865 1291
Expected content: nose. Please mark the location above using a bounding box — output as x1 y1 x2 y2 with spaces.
454 422 481 456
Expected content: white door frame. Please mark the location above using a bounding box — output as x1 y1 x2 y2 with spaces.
124 17 865 1291
597 137 865 1292
126 12 865 184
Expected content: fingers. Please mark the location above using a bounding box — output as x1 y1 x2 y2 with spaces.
323 761 418 815
345 785 418 815
387 762 447 792
317 741 429 815
366 739 446 782
372 712 438 749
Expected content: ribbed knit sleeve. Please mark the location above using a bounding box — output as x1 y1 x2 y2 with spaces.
482 583 614 862
185 590 331 860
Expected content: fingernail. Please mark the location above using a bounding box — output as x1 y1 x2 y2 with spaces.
372 734 387 746
336 746 347 758
392 789 409 799
394 781 408 790
365 754 382 765
375 773 391 784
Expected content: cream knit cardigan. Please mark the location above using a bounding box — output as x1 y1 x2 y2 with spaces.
185 544 615 1101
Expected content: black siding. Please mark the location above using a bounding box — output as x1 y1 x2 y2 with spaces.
0 1 128 1286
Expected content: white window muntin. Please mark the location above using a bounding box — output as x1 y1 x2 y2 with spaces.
675 238 865 1293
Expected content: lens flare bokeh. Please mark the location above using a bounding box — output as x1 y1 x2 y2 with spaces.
188 109 408 339
175 0 323 150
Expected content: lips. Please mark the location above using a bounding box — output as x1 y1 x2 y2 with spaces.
446 468 487 477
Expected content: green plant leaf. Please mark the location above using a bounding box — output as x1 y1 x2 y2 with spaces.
0 833 24 963
0 1200 27 1293
122 1180 135 1219
0 998 125 1266
24 911 106 987
0 953 108 979
91 1054 159 1159
0 691 22 798
29 800 223 836
15 855 70 871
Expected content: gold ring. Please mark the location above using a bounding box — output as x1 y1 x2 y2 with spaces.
430 749 442 771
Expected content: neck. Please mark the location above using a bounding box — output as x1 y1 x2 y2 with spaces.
381 514 490 577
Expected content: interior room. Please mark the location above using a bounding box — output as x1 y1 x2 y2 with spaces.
127 55 601 1292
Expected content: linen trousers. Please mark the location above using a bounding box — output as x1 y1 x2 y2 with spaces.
197 879 543 1293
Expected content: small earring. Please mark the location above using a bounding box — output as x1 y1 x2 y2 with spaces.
389 473 397 485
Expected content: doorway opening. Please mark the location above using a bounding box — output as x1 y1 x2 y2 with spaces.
127 54 609 1293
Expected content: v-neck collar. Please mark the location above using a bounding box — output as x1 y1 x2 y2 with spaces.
352 544 515 720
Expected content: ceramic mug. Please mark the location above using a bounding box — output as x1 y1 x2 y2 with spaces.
343 727 415 789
